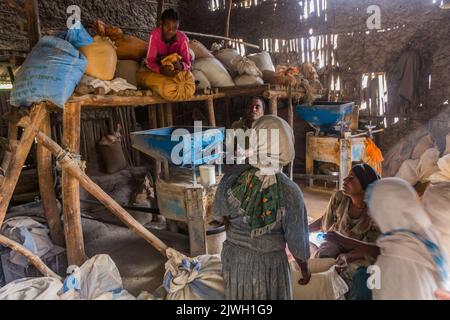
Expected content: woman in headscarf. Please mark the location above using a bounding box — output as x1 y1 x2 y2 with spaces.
213 115 311 300
366 178 450 300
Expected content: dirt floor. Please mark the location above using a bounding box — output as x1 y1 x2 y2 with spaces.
82 185 332 297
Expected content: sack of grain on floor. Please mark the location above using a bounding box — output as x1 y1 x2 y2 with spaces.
189 40 214 59
291 258 349 300
79 35 118 81
98 129 127 174
396 147 441 185
163 249 225 300
94 20 148 61
193 57 235 88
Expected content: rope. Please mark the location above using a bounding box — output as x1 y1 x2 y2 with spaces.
55 149 86 172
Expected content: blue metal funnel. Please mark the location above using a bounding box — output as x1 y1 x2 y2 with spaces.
296 102 355 133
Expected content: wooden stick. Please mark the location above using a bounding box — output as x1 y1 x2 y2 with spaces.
158 104 165 127
269 97 278 115
35 132 169 257
62 102 86 266
37 111 65 247
0 234 62 280
287 85 294 180
165 103 174 126
24 0 41 51
149 106 158 129
0 103 47 225
157 0 165 25
225 99 232 128
206 98 216 127
182 31 260 49
224 0 233 41
0 115 19 186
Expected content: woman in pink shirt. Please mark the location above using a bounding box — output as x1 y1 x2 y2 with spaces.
145 9 191 78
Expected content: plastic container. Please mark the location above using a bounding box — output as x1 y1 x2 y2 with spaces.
199 165 216 187
206 224 226 255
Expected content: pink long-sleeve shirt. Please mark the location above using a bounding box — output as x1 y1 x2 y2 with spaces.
145 27 191 74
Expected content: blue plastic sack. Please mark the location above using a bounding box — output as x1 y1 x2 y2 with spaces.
58 21 94 49
10 36 87 109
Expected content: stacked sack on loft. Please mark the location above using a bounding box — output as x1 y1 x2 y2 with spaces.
190 40 276 89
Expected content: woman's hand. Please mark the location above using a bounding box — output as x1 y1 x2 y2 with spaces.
335 254 349 273
297 260 312 286
435 289 450 300
298 270 312 286
161 65 179 77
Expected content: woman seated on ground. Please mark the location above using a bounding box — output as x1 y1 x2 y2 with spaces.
365 178 449 300
213 115 311 300
309 164 381 258
308 164 381 298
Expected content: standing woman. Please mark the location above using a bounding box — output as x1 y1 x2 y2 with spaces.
366 178 450 300
213 115 311 300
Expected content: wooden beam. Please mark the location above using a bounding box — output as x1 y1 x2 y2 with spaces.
0 103 47 225
24 0 41 51
269 97 278 115
149 106 158 129
165 103 174 126
37 111 65 247
62 102 86 266
287 86 294 180
157 0 165 25
35 132 169 257
224 0 233 40
157 104 165 127
206 98 216 127
0 234 62 280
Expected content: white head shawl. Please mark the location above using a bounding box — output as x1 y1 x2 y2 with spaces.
366 178 448 286
249 115 295 176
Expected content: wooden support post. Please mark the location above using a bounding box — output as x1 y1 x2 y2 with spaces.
62 102 86 266
0 103 47 225
35 132 169 257
149 106 158 129
157 0 165 25
37 111 65 247
165 103 174 126
269 97 278 115
0 117 19 186
339 139 352 190
24 0 41 51
224 0 233 45
287 86 294 180
225 99 232 128
186 189 207 257
158 104 165 128
206 98 216 127
305 132 314 187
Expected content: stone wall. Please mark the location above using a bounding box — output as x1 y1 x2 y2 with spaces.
185 0 450 158
0 0 184 52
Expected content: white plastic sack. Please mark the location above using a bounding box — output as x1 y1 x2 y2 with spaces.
1 217 53 267
192 69 211 90
291 259 348 300
445 133 450 156
234 75 264 86
429 154 450 183
193 58 234 88
247 51 275 72
232 56 262 77
215 48 241 77
62 254 135 300
163 248 225 300
396 148 440 185
79 75 137 95
190 40 214 59
0 277 63 300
